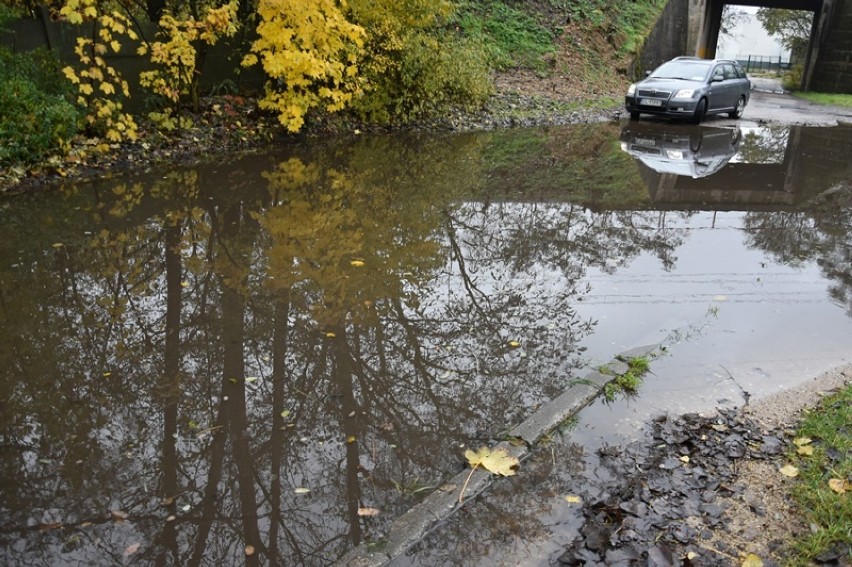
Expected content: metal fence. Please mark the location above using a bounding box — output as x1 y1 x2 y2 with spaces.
738 55 792 73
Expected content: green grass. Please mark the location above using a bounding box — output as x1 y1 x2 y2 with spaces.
785 384 851 566
454 1 556 71
451 1 664 75
603 356 651 401
795 92 852 108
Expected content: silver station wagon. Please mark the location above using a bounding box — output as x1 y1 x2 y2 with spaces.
625 57 751 124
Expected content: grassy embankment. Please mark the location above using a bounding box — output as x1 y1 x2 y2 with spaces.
793 92 852 108
785 383 851 565
455 0 665 112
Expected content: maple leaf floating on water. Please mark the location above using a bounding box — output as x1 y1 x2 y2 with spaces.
459 446 519 503
464 447 519 477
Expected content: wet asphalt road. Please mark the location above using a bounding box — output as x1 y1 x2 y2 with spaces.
711 76 852 127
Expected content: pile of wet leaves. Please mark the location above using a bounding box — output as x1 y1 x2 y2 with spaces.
557 409 795 567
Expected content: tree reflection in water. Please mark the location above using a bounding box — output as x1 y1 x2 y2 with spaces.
0 127 691 565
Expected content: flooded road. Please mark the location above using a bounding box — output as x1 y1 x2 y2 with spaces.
1 121 851 565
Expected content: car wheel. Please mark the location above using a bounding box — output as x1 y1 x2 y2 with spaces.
729 96 745 119
690 98 707 125
629 111 640 120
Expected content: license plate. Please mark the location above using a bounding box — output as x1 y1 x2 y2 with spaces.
640 98 663 107
635 137 656 147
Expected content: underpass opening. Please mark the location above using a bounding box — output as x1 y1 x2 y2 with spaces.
715 4 814 79
695 0 847 91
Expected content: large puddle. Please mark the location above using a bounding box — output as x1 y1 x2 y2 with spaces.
1 121 851 565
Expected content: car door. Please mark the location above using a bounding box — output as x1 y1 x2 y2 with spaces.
721 64 739 109
707 64 727 112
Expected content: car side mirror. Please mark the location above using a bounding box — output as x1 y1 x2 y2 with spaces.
644 70 651 77
712 74 724 82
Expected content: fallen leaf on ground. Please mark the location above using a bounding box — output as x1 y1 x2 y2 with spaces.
564 495 582 504
679 455 690 463
465 446 519 476
111 510 129 522
779 464 799 478
124 543 140 556
508 340 521 348
793 436 812 446
357 507 380 517
350 260 365 267
294 487 310 494
828 478 848 494
796 445 814 456
741 553 763 567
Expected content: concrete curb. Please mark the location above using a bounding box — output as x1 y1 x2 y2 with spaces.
340 344 660 566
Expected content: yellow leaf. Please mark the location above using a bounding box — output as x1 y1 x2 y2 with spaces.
793 437 812 446
464 446 518 477
350 259 365 267
110 40 121 53
325 331 336 338
679 455 690 463
564 495 582 504
796 445 814 456
346 435 356 444
83 6 96 18
508 341 520 348
741 553 763 567
62 66 79 84
779 464 799 478
80 83 93 95
828 478 849 494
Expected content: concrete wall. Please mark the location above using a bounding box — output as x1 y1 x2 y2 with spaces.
811 0 852 92
630 0 691 79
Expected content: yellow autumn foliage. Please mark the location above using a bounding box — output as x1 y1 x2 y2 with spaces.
140 2 239 107
57 0 138 142
244 0 366 132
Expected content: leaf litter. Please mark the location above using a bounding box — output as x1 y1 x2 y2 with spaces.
555 409 810 566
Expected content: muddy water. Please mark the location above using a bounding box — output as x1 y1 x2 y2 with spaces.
1 122 850 565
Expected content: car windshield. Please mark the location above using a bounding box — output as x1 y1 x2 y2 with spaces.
649 61 711 81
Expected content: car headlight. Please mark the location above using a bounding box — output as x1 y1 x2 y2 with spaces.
673 89 695 99
627 84 636 95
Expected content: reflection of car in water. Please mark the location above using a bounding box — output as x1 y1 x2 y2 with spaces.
619 122 742 178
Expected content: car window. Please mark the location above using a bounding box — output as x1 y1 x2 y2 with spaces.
711 66 725 81
650 60 711 81
723 64 737 80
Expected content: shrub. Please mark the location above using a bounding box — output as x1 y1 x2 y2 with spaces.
782 63 804 91
0 75 78 165
353 30 492 123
